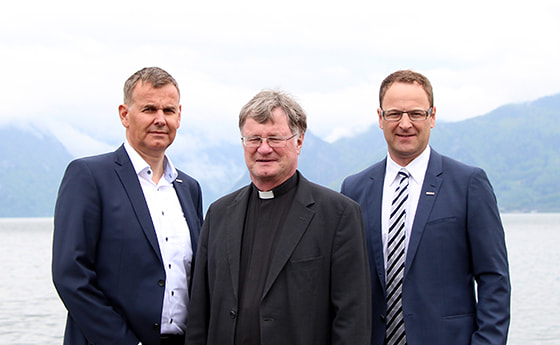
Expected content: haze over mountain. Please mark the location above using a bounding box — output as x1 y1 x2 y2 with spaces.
1 93 558 217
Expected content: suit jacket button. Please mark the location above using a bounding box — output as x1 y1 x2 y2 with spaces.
230 310 237 319
153 323 160 330
380 314 386 322
158 279 165 287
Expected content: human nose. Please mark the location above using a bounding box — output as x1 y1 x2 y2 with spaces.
398 113 413 128
154 110 166 126
256 138 274 153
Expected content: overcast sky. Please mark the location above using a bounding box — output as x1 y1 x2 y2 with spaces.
3 0 559 152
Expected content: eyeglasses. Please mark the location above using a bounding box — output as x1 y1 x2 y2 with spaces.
381 107 433 122
241 134 297 148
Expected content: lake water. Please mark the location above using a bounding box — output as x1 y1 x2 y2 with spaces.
0 214 558 344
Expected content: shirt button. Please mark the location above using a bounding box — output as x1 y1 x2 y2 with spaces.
229 310 237 319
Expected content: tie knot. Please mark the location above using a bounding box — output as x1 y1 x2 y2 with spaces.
398 169 409 179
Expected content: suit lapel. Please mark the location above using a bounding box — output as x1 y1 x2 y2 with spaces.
405 149 443 277
367 161 388 291
261 175 315 300
226 186 252 300
174 178 200 258
113 145 163 264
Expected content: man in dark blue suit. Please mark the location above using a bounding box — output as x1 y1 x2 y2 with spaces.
52 67 202 345
341 70 510 345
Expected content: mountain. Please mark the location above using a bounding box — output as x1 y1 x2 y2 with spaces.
0 125 72 217
1 93 559 217
429 95 560 212
329 93 560 212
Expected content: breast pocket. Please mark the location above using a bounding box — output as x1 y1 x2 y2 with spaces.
287 256 325 295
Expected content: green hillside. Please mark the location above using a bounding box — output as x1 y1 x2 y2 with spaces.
1 93 558 216
430 94 560 212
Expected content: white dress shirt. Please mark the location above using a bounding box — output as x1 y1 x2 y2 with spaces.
381 146 431 272
124 141 192 335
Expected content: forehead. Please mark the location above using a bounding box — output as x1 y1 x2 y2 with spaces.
243 108 290 134
382 82 429 108
131 82 179 104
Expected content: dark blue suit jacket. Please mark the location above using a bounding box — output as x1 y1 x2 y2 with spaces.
52 145 202 345
341 148 510 345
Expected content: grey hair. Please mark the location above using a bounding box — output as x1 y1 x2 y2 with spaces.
238 89 307 136
123 67 179 105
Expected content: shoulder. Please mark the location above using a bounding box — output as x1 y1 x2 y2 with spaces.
207 184 250 210
300 175 361 211
342 159 385 187
436 152 487 178
431 151 495 194
71 150 115 165
64 150 119 176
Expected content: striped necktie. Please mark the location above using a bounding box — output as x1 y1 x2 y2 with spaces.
386 169 409 345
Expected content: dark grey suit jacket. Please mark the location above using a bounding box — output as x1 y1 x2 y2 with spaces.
186 171 371 345
341 148 510 345
52 145 203 345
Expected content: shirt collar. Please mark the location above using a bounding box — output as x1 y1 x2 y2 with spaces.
253 171 299 200
123 140 178 183
386 145 431 186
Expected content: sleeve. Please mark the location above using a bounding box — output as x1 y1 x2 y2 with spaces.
52 160 139 345
330 201 372 345
467 168 511 345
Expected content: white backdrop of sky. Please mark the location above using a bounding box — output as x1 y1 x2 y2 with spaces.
3 0 559 153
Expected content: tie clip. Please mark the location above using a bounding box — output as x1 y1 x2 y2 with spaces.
426 191 435 196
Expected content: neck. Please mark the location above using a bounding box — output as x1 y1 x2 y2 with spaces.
138 150 166 183
251 171 296 192
252 180 281 192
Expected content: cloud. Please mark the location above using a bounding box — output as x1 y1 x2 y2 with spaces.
2 0 559 146
45 120 115 157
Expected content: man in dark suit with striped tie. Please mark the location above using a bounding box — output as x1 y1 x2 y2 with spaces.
341 69 511 345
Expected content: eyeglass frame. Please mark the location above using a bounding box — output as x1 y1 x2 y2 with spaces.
241 133 298 148
380 107 433 122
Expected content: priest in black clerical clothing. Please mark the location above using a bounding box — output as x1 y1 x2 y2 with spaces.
186 89 371 345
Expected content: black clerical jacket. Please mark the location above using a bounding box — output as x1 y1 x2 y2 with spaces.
186 172 371 345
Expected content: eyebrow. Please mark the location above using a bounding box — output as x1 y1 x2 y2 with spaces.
141 104 178 112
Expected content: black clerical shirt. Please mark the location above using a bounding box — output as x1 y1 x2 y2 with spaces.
235 173 298 345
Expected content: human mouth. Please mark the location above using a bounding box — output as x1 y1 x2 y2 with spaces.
396 133 415 138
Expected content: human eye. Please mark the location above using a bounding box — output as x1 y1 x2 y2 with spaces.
141 105 157 113
409 110 426 119
267 137 283 145
246 137 262 145
163 107 177 115
385 110 402 119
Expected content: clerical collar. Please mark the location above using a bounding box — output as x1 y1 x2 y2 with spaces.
254 172 298 200
258 190 275 199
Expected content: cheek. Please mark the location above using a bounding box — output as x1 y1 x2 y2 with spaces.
244 149 255 163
